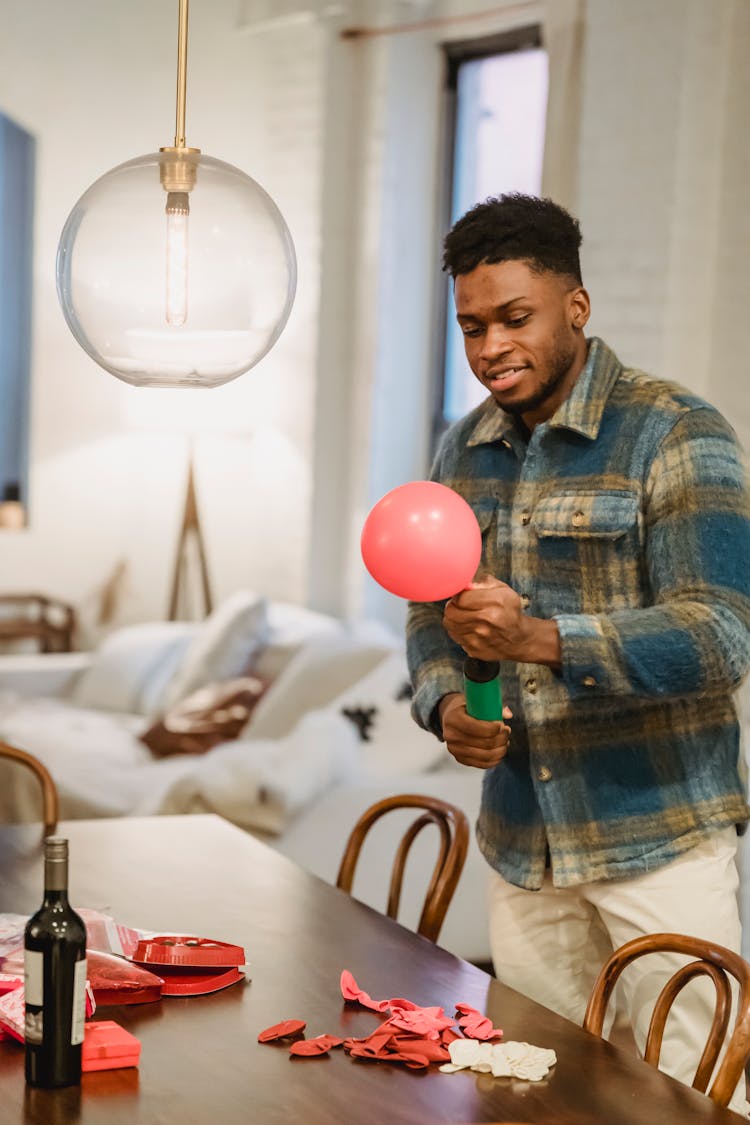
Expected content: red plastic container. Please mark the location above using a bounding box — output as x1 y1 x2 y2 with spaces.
131 935 247 997
82 1021 141 1072
132 936 245 968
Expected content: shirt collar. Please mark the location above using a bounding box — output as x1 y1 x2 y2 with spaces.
466 337 623 447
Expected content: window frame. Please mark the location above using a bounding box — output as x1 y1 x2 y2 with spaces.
431 25 544 455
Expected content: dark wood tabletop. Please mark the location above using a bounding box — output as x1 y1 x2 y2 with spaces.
0 815 743 1124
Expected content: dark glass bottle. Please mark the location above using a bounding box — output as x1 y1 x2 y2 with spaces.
24 837 87 1088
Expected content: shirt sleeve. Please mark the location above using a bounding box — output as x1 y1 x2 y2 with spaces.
555 406 750 700
407 597 465 737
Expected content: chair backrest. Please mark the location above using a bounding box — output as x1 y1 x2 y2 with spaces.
583 931 750 1107
0 739 59 837
335 793 469 943
0 593 76 652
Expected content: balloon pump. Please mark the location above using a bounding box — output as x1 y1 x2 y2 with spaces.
361 482 504 721
462 658 503 722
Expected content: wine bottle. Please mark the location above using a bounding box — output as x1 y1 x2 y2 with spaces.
24 837 87 1088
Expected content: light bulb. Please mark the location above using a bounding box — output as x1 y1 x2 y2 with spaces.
165 191 189 327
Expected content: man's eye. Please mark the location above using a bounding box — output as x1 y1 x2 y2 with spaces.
507 315 530 328
461 325 483 338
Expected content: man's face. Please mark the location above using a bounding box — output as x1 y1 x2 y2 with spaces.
454 259 590 428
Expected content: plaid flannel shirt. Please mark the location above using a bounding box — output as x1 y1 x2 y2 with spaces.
407 337 750 889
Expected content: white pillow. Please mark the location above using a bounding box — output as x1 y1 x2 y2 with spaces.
161 591 268 709
251 602 342 683
70 622 198 715
332 651 445 779
246 631 394 740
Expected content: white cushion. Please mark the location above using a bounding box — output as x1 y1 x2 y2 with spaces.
246 629 395 740
161 591 268 709
251 602 342 683
331 650 445 779
69 622 198 715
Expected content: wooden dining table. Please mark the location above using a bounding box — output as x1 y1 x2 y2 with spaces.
0 814 744 1124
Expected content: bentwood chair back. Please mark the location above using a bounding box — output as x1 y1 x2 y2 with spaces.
583 931 750 1107
0 739 59 837
336 793 470 943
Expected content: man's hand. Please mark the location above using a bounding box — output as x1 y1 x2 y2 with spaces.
443 575 562 669
439 692 512 769
443 576 530 661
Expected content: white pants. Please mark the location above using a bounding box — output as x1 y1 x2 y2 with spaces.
487 828 749 1117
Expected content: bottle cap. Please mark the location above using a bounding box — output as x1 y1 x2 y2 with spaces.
43 837 68 860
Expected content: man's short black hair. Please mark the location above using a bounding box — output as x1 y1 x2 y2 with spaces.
442 193 583 284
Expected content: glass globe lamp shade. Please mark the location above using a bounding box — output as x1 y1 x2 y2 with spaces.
56 151 297 388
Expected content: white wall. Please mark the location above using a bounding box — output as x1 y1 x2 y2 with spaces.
578 0 750 452
0 0 748 645
0 0 328 641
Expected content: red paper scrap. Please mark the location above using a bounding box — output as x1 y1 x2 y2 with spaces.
289 1034 343 1056
385 996 419 1012
0 974 22 997
257 1018 306 1043
455 1002 503 1041
262 971 504 1071
387 1005 454 1039
339 970 389 1012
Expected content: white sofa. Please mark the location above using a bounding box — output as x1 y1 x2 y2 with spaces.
0 591 491 965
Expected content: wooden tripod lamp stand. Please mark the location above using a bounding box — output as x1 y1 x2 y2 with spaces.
167 452 213 621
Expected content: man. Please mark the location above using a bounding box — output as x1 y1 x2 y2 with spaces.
406 193 750 1110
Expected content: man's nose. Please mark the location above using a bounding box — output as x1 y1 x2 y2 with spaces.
480 324 513 361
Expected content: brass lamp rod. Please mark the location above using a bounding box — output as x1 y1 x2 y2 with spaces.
174 0 190 149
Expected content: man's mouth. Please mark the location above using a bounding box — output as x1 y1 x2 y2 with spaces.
486 366 527 391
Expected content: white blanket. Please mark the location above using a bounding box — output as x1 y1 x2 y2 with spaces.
0 692 361 834
136 709 361 834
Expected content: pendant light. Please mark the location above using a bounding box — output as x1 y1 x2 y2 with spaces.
56 0 297 389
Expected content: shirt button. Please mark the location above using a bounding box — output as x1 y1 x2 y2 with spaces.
524 678 537 694
572 510 585 527
582 675 597 688
520 594 530 610
538 766 552 782
520 512 531 526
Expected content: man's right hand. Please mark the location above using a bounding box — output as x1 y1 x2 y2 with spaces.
438 692 512 769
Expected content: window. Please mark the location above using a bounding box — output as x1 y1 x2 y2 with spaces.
435 29 548 439
0 113 35 527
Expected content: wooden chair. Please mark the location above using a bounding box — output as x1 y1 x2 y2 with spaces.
0 739 59 837
0 593 76 652
583 932 750 1107
335 794 470 943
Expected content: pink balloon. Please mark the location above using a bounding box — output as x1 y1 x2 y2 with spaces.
361 481 482 602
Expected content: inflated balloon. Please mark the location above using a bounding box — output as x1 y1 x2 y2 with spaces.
361 481 482 602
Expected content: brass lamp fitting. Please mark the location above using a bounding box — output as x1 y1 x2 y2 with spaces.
159 147 200 213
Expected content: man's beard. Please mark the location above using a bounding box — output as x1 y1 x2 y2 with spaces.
496 337 578 417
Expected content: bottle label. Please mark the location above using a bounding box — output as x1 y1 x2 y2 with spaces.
71 958 86 1046
24 949 44 1044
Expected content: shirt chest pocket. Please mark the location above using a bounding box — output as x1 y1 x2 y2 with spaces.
532 491 639 539
531 490 642 613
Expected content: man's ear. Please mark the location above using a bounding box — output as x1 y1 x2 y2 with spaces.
569 286 591 329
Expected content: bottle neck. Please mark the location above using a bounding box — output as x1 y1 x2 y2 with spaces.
43 854 69 896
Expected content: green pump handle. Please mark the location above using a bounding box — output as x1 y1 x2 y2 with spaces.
463 657 503 721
